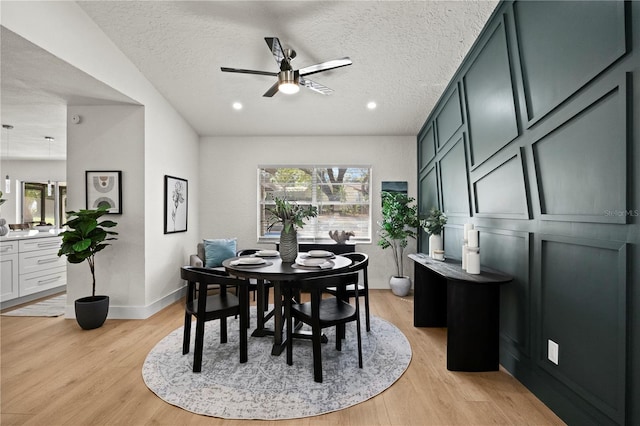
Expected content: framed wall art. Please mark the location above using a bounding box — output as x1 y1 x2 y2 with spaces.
86 170 122 214
164 175 188 234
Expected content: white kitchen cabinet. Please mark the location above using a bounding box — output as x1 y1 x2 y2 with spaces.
0 235 66 303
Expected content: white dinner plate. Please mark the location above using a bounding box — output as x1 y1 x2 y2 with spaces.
255 250 279 257
294 258 335 269
231 257 266 265
297 257 328 267
307 250 334 258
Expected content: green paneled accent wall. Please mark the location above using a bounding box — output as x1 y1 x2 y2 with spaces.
514 0 627 124
415 1 639 424
464 18 519 167
439 138 470 217
473 153 529 219
532 85 627 223
418 125 436 169
435 86 463 149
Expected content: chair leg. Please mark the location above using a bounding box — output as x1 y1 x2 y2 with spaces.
356 311 363 368
311 289 323 383
193 317 206 373
356 295 363 368
220 317 228 343
183 313 192 355
312 321 323 383
336 324 345 351
239 285 248 363
364 291 371 332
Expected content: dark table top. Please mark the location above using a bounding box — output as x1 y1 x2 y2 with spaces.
409 253 512 284
223 254 353 281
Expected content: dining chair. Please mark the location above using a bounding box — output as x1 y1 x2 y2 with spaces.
181 266 250 372
285 271 363 383
325 252 370 331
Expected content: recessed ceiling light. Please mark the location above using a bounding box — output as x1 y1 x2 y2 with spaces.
367 101 377 110
232 102 243 110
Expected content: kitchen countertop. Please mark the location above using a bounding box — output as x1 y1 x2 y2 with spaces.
0 229 65 242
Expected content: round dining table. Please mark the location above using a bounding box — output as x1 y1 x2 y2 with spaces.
223 254 353 355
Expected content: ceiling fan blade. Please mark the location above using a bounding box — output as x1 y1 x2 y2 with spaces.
264 37 286 69
299 77 333 95
263 82 280 97
298 57 352 77
220 67 277 76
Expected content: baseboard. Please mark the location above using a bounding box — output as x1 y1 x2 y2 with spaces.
64 285 187 320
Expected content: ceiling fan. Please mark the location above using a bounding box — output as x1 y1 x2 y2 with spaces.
221 37 352 97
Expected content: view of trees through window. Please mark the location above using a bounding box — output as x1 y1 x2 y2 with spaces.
22 182 66 227
258 166 371 242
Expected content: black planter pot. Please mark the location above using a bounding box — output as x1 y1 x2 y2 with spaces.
75 295 109 330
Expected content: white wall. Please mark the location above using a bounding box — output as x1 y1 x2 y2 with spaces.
0 160 65 224
66 105 146 308
2 1 200 318
199 135 418 290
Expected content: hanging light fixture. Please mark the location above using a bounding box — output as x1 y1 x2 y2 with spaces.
45 136 54 196
2 124 13 193
278 70 300 95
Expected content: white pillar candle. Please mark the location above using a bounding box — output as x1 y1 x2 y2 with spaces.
462 244 468 270
463 223 474 242
468 229 479 248
467 249 480 274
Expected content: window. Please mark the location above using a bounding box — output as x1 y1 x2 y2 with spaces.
22 181 67 227
258 166 371 243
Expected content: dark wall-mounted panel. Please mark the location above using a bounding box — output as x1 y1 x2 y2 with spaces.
419 166 438 217
479 229 530 359
436 86 463 149
418 125 436 170
532 86 626 223
464 19 519 167
418 166 439 252
514 0 627 124
442 225 463 261
439 138 470 217
538 235 626 424
474 153 529 219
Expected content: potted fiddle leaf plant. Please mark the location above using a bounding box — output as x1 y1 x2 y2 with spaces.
57 205 118 330
377 191 420 296
266 196 317 262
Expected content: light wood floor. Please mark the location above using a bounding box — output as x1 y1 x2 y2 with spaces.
1 290 565 425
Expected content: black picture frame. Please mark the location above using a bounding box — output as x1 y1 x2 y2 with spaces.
164 175 188 234
85 170 122 214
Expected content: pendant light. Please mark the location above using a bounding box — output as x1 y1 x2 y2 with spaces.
2 124 13 193
45 136 54 196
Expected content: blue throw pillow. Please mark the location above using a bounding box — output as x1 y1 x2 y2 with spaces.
203 238 237 268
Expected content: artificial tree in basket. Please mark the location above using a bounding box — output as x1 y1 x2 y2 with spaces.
377 191 419 296
57 205 118 330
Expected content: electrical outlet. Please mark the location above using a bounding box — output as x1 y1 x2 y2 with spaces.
548 339 559 365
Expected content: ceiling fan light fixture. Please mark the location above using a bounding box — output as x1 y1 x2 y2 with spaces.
278 70 299 95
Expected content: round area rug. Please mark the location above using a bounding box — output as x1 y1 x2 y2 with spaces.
142 307 412 420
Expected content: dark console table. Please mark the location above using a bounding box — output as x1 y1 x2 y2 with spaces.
409 253 513 372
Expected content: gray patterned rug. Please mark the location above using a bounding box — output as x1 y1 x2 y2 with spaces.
142 307 412 420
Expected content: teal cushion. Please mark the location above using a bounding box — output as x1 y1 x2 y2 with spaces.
203 238 237 268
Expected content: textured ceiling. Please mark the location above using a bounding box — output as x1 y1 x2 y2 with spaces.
1 0 498 159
